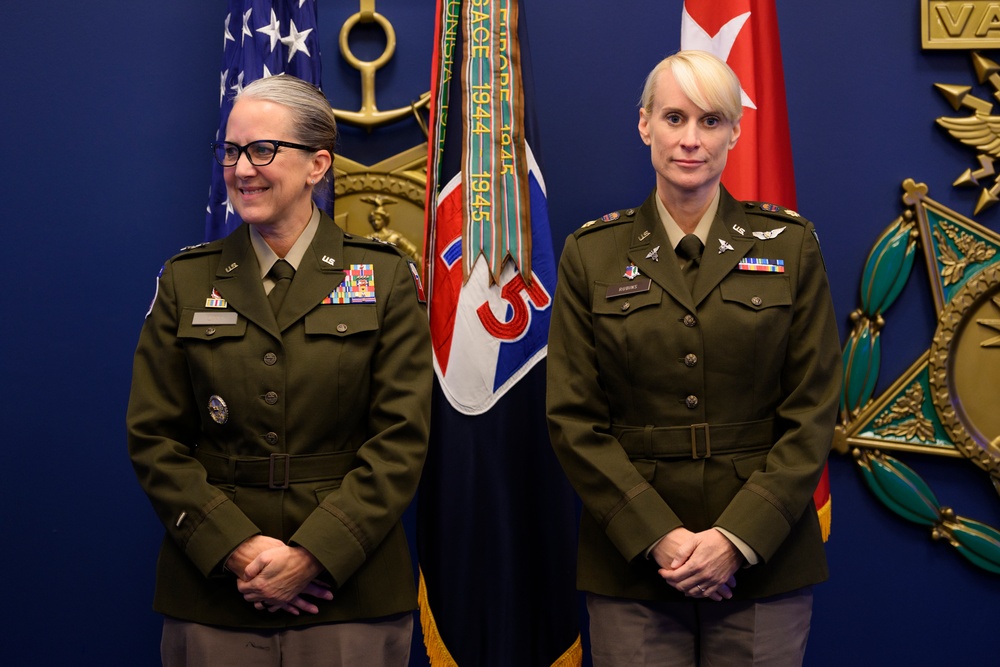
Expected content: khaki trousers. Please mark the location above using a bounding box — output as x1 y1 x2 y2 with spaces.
587 588 812 667
161 613 413 667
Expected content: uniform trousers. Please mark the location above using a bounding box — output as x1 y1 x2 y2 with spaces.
587 588 812 667
161 613 413 667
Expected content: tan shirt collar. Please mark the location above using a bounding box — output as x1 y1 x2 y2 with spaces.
250 205 321 280
654 187 721 251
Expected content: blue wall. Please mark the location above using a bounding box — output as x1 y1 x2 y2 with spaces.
4 1 999 664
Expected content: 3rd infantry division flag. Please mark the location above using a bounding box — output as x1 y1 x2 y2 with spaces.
681 0 832 538
205 0 323 242
418 0 581 665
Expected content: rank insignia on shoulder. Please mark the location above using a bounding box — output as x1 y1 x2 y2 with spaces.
753 227 786 240
602 211 620 222
180 241 209 252
784 209 800 217
323 264 376 304
581 220 596 229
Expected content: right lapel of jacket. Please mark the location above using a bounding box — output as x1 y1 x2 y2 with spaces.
211 226 280 339
626 193 693 310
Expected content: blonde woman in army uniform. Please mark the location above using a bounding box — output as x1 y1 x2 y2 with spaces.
546 51 841 666
127 75 431 666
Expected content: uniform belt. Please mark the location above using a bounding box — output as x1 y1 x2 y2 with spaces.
615 419 775 460
195 450 358 489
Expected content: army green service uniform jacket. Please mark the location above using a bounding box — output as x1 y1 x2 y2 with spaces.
127 212 431 628
546 188 841 602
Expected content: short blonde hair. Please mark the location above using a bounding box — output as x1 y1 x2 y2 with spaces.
640 51 743 124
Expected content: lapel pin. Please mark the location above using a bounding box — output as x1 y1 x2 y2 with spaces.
322 255 336 267
718 239 734 254
205 288 227 309
637 230 651 242
732 223 746 236
646 246 660 262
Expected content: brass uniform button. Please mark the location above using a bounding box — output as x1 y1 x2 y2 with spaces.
751 296 762 306
683 314 697 327
336 323 348 333
263 352 277 366
684 354 698 367
685 395 699 409
264 391 278 405
264 432 279 445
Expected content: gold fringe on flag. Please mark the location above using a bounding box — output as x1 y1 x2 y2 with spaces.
418 568 459 667
418 567 584 666
817 497 832 542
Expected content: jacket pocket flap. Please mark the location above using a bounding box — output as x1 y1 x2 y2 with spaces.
305 305 379 336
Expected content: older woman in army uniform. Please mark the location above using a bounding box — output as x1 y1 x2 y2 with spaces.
127 75 431 666
546 51 841 666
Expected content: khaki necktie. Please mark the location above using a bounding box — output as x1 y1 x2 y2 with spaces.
267 259 295 315
676 234 704 293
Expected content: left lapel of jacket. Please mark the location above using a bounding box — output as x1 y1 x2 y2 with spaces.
278 212 348 331
691 191 755 306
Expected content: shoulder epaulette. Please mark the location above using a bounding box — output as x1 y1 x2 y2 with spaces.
345 232 407 257
172 239 223 261
742 201 809 226
575 206 638 237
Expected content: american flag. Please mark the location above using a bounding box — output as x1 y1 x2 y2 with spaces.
205 0 322 242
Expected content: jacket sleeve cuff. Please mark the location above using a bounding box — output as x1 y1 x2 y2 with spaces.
184 499 260 577
290 506 368 589
604 484 682 563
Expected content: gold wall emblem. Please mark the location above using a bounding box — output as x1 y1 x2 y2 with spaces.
330 2 429 271
922 1 1000 49
839 179 1000 573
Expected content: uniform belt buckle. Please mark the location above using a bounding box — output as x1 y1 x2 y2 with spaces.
269 453 290 489
690 423 711 459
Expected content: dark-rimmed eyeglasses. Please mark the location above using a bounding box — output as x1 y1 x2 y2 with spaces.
211 140 320 167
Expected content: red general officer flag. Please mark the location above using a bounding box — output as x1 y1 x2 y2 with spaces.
681 0 796 208
681 0 832 539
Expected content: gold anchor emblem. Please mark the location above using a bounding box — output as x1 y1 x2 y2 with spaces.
330 0 429 273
